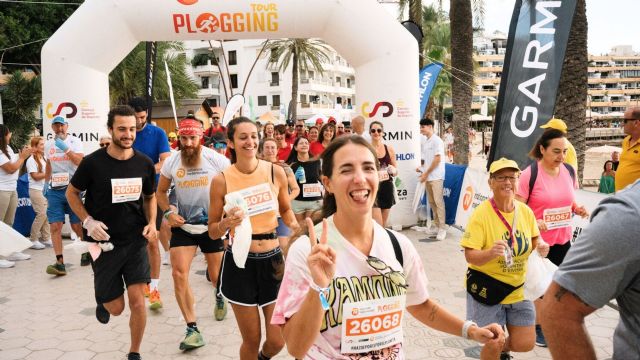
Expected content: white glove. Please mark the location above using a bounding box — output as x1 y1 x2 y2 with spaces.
83 216 111 241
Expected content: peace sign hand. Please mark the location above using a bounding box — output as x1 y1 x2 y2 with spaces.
306 218 336 288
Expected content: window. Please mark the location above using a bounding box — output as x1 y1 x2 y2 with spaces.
346 78 351 88
228 50 237 65
258 96 267 106
308 70 314 79
272 95 280 107
336 76 342 86
230 74 238 89
300 94 307 103
201 76 209 89
271 72 279 86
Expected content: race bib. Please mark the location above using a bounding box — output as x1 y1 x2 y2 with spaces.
543 206 572 230
51 172 69 187
341 296 405 354
302 183 323 198
378 170 390 182
231 183 278 217
111 178 143 204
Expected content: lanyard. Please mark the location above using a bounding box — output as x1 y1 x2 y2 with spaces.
489 198 517 248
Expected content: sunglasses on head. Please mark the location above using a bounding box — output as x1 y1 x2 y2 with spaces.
99 143 110 148
367 256 408 289
370 128 383 134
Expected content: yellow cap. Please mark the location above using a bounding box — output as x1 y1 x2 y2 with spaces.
489 158 520 174
540 118 567 133
168 132 177 139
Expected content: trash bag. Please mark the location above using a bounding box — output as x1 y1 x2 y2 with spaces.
524 251 557 300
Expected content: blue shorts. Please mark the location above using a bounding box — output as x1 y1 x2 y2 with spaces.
466 293 535 327
275 217 291 237
46 188 80 224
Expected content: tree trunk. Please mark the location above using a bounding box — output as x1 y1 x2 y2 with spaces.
289 50 299 121
553 0 587 185
450 0 473 165
409 0 424 68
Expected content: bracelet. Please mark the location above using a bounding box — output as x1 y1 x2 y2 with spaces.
309 282 331 310
163 209 174 220
462 320 477 340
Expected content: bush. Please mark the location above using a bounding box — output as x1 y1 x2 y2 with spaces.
1 71 41 148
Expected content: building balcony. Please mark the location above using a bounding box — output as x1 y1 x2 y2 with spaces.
588 88 640 96
197 85 220 98
588 77 640 84
589 100 633 108
193 63 219 75
476 66 503 73
270 80 279 86
589 65 640 72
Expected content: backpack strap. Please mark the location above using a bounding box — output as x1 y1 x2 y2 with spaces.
384 229 403 267
527 161 538 204
563 163 576 184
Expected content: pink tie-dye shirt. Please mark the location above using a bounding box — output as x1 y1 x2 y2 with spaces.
272 216 430 359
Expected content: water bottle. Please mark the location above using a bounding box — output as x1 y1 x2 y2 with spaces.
296 166 306 184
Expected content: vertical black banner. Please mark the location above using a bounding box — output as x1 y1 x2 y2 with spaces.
145 42 158 123
488 0 577 169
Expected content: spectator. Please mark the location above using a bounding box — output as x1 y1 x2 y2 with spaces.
167 132 178 149
285 120 296 144
262 122 275 140
309 122 335 158
418 118 447 241
611 151 619 171
26 136 50 250
99 135 112 149
274 124 293 162
540 181 640 360
369 122 398 227
615 106 640 192
335 122 345 137
0 124 33 268
351 115 371 142
204 108 225 138
307 126 319 144
343 121 352 135
598 160 615 194
294 119 307 139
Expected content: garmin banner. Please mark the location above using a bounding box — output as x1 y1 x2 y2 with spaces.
488 0 577 169
419 63 443 120
145 41 157 122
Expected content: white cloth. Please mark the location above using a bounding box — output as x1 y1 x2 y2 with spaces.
44 135 84 181
420 134 445 181
26 156 46 190
0 147 18 191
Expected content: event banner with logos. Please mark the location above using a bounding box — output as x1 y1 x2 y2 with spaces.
418 63 443 120
488 0 577 169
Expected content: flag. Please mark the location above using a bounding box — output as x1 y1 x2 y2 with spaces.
419 63 443 120
144 42 157 123
165 60 178 128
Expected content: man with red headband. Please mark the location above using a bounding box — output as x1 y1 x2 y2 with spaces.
156 118 231 350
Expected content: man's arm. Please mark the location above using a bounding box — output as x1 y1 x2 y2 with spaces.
66 149 84 166
66 184 91 223
539 281 598 360
420 154 442 182
45 159 52 182
155 152 170 174
142 193 157 226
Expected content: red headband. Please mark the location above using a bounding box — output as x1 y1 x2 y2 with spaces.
178 119 203 136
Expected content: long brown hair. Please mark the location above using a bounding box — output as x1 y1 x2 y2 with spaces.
0 124 11 159
226 117 257 164
30 136 44 173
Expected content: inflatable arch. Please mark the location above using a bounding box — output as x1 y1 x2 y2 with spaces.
42 0 420 226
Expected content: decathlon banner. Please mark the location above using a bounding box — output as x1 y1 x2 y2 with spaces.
455 168 491 229
488 0 577 169
419 63 442 120
443 163 466 225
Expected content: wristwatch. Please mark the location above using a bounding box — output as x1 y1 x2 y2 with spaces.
462 320 477 340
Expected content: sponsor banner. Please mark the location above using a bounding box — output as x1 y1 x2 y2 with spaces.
488 0 577 169
570 189 608 243
443 164 466 225
418 63 443 120
455 168 491 229
13 175 36 237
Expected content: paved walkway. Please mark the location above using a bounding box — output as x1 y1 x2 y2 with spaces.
0 226 617 359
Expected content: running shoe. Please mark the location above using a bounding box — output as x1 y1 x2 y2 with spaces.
535 324 547 347
126 352 142 360
7 252 31 261
0 259 15 268
46 262 66 276
96 303 110 324
149 289 163 310
500 352 513 360
179 327 204 350
42 240 53 248
80 252 91 266
30 240 46 250
214 294 227 321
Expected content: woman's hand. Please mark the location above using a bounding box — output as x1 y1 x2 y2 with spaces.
536 240 550 258
306 218 336 288
536 218 548 232
469 323 505 344
224 206 245 229
573 204 589 218
489 240 508 259
19 146 32 160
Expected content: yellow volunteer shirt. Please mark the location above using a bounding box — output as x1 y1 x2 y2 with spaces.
615 136 640 192
564 140 578 175
461 200 540 304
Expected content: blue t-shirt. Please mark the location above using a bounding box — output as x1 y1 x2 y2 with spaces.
133 124 170 185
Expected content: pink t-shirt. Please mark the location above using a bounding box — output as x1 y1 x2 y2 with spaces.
517 162 577 246
271 216 429 359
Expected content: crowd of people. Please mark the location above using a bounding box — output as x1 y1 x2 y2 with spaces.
0 102 638 360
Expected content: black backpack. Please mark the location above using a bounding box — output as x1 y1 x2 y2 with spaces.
527 161 576 204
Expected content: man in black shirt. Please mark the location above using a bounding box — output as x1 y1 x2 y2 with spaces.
66 105 157 360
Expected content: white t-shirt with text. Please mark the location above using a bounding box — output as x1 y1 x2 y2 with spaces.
44 135 84 188
26 156 46 190
0 147 18 191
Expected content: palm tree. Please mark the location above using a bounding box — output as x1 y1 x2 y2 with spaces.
265 39 330 121
422 4 451 133
450 0 474 165
109 42 198 106
553 0 588 183
1 71 41 147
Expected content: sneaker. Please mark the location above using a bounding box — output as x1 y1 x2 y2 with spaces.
162 252 170 265
42 240 53 248
535 324 547 347
436 229 447 241
144 283 150 298
214 294 227 321
30 240 46 250
46 262 67 276
8 252 31 261
96 303 110 324
500 352 513 360
80 252 91 266
0 259 15 268
126 352 142 360
149 289 163 310
179 327 204 350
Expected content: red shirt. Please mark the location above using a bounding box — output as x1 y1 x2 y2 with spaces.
309 141 325 157
277 143 292 162
205 125 226 138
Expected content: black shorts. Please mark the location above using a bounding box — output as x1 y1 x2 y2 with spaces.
93 241 150 304
219 247 284 307
548 241 571 267
170 227 224 253
374 180 396 210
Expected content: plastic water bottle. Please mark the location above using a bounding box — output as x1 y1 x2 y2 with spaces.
296 166 306 184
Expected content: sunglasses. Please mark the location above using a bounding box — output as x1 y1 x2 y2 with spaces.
370 128 383 134
212 117 220 120
623 118 638 124
295 125 304 128
99 143 110 148
367 256 408 289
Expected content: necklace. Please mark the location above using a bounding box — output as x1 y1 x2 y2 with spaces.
236 159 259 174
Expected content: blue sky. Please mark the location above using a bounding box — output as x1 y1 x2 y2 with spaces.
422 0 639 55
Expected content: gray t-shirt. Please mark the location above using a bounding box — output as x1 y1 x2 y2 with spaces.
554 181 640 360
